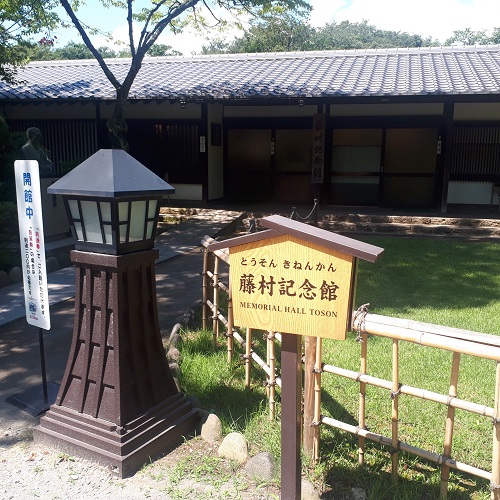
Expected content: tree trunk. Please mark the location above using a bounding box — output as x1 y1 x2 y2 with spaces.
107 91 129 151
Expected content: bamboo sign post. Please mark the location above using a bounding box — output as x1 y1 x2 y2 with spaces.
209 215 383 499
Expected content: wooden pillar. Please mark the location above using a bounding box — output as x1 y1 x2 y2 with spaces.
491 361 500 500
281 333 302 500
391 339 399 484
440 351 460 498
303 335 317 459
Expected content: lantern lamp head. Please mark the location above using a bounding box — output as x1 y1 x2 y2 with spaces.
48 149 175 255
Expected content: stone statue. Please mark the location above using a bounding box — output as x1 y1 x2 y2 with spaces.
20 127 54 174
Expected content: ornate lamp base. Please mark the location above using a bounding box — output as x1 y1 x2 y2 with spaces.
35 249 199 477
35 392 198 477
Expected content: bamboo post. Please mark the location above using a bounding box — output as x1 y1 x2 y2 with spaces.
212 255 220 345
440 351 461 499
227 277 234 364
391 338 399 484
303 336 317 459
266 332 271 399
358 331 368 465
202 248 209 330
245 328 252 389
313 336 322 463
268 331 276 420
491 361 500 500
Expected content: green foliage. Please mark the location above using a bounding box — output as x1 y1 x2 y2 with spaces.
0 0 59 82
355 237 500 334
223 12 316 53
445 28 489 46
179 238 499 498
0 201 20 272
203 18 439 54
312 20 438 50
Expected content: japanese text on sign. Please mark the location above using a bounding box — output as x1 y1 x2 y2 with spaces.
231 234 354 339
311 113 325 184
14 160 51 330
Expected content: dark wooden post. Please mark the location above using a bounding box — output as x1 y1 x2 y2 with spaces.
281 332 302 499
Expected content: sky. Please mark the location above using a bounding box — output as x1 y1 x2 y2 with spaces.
53 0 500 54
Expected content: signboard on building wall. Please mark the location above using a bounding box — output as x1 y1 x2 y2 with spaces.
311 113 325 184
14 160 51 330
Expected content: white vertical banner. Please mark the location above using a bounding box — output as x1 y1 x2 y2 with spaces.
14 160 51 330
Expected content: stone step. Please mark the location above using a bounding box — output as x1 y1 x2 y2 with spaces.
322 213 500 229
320 219 500 239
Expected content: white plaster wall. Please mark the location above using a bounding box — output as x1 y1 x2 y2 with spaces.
207 103 224 200
447 181 496 205
454 103 500 120
4 102 97 120
100 101 201 120
224 105 317 118
41 178 70 239
166 183 203 201
330 103 444 117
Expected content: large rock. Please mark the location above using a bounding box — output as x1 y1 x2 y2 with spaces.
200 413 222 443
217 432 249 464
0 270 9 288
45 256 60 273
8 266 22 284
301 479 321 500
244 452 276 482
352 487 367 500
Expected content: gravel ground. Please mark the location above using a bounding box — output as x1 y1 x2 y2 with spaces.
0 432 281 499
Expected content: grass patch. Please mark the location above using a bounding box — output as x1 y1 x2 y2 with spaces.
179 237 499 499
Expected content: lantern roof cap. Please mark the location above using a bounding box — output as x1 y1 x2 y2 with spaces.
48 149 175 197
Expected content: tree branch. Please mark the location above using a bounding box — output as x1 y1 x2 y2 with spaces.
127 0 136 58
59 0 122 91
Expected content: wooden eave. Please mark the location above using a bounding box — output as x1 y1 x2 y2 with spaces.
208 215 384 263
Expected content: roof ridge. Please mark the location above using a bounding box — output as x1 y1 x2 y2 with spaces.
24 44 500 67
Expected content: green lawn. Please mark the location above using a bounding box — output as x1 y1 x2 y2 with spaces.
179 237 500 499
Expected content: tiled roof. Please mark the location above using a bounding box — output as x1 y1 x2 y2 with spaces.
2 45 500 101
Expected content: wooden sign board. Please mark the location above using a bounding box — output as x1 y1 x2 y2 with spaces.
231 233 354 339
209 215 384 340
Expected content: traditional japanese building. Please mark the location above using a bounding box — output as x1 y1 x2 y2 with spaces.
1 45 500 211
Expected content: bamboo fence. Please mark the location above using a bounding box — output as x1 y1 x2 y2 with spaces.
201 236 500 499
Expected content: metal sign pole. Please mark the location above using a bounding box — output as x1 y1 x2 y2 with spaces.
5 159 57 416
38 327 48 402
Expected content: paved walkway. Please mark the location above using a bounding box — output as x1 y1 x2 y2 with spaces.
0 208 243 443
0 208 243 328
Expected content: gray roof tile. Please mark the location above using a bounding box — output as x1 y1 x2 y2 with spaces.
2 45 500 102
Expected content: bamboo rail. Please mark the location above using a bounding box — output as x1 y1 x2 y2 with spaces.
201 236 500 498
321 416 491 481
350 310 500 498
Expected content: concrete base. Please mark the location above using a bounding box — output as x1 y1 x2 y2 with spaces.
34 393 199 478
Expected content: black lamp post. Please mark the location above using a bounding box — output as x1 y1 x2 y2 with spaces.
35 150 199 477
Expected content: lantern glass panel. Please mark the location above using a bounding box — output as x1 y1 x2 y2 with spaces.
81 201 103 243
119 202 129 222
68 199 80 220
74 221 84 240
148 200 158 218
100 202 111 222
147 221 154 239
129 200 147 241
120 224 127 243
103 225 112 244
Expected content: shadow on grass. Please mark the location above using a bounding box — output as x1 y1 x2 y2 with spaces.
356 238 500 312
317 434 490 499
